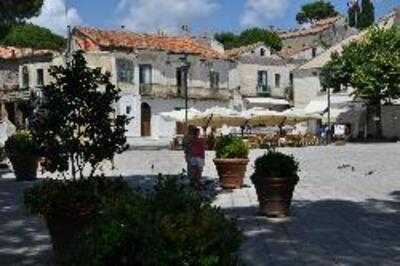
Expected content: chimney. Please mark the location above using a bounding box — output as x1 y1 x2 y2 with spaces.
11 49 15 59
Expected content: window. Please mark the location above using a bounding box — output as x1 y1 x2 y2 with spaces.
257 71 268 92
210 71 220 89
312 48 317 58
36 69 44 86
275 74 281 88
260 48 266 57
116 58 134 83
139 64 152 85
22 66 29 88
126 106 132 115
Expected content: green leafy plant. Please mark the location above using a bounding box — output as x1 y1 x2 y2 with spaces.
250 151 299 183
296 0 338 24
24 176 133 221
215 136 249 159
31 51 129 179
5 130 38 157
74 176 243 266
320 26 400 138
0 23 65 50
0 0 43 25
215 27 282 51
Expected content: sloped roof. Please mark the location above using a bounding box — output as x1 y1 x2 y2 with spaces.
298 9 397 71
278 16 341 40
225 42 265 58
0 46 54 60
279 45 318 59
73 26 226 59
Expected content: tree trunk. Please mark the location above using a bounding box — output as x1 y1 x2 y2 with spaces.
374 103 383 139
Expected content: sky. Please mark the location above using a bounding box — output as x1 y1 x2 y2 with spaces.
29 0 400 36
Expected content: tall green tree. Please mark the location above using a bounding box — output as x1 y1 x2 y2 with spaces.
358 0 375 29
215 28 282 51
320 26 400 138
296 1 338 24
32 51 129 179
348 1 360 28
0 0 43 25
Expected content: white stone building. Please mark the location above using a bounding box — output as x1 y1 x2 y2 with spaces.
21 27 238 141
226 42 295 111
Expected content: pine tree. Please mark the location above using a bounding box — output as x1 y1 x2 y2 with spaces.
358 0 375 29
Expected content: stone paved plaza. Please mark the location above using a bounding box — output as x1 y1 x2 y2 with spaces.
1 143 400 265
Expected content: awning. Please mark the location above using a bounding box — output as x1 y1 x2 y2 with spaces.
244 97 290 106
304 95 353 115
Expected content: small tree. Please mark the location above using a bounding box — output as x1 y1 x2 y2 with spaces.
296 1 338 24
32 51 129 179
348 1 360 28
320 26 400 138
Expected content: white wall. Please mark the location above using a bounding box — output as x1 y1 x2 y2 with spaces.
293 72 322 108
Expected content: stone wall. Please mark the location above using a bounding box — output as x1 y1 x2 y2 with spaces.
237 61 295 98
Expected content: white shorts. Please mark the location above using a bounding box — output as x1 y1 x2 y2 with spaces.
190 157 205 169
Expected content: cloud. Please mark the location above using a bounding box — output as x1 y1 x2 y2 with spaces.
30 0 82 36
117 0 219 33
241 0 289 27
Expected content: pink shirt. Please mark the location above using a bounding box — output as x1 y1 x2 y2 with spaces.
191 138 205 159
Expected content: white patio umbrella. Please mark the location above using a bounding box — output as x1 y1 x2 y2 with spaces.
242 108 286 126
159 108 201 122
282 108 321 125
188 107 247 128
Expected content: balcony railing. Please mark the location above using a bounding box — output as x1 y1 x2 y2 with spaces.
139 84 153 96
256 85 271 97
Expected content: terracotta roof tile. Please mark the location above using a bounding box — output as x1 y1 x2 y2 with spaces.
73 27 226 59
279 45 316 59
225 42 265 59
0 46 54 60
278 16 340 40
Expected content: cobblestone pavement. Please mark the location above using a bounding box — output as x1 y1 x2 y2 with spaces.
1 143 400 265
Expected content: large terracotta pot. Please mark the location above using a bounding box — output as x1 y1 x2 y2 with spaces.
9 154 38 181
254 176 299 217
213 158 249 189
46 217 89 265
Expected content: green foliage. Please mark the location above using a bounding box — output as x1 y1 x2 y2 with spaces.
348 1 359 28
215 27 282 51
24 176 133 221
0 23 65 50
74 175 243 266
31 51 129 179
250 151 299 183
320 26 400 137
358 0 374 29
0 0 43 25
5 130 38 157
296 1 338 24
215 136 249 159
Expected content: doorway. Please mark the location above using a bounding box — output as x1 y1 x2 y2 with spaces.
141 102 151 137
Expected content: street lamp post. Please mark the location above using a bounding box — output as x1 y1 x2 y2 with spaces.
327 87 332 144
179 55 191 128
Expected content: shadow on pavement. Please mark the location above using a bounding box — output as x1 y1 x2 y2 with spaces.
224 192 400 266
0 177 53 266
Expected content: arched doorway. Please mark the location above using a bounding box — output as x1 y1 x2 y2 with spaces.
141 102 151 137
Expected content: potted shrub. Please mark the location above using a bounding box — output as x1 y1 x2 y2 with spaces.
5 131 39 181
213 136 249 189
250 151 299 217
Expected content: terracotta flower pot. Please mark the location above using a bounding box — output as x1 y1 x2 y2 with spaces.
213 158 249 189
46 216 89 265
9 154 38 181
254 176 299 217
